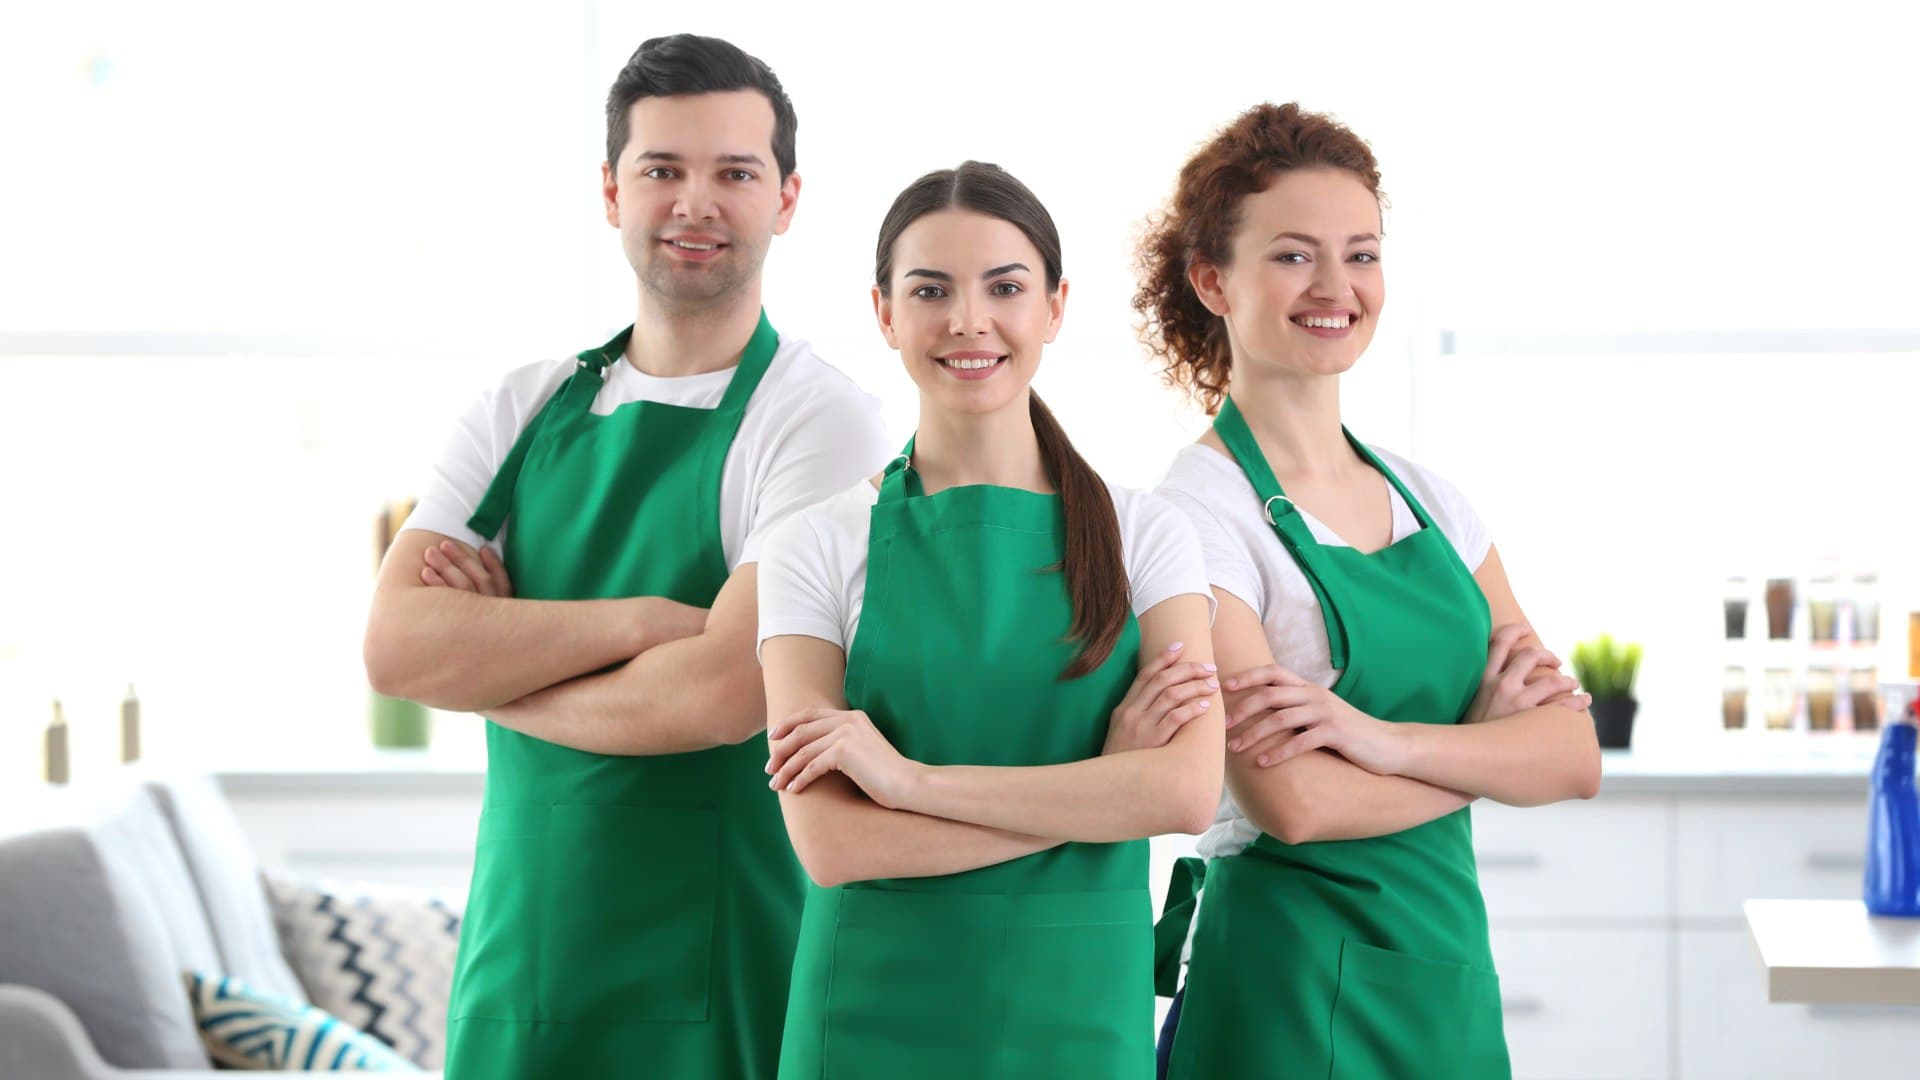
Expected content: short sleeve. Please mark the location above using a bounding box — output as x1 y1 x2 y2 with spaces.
1119 490 1217 624
399 361 569 554
736 381 891 567
1402 459 1493 573
1156 488 1266 620
755 509 849 657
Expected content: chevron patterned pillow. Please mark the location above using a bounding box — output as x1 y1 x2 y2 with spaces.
265 874 461 1069
182 971 416 1071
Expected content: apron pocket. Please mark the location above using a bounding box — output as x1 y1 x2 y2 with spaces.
1327 939 1507 1080
544 804 719 1025
1002 889 1154 1079
822 890 1005 1078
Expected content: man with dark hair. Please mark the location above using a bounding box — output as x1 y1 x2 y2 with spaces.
364 33 889 1079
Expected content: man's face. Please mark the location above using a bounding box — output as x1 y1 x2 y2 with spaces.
602 90 800 310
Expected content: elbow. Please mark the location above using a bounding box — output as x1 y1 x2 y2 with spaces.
362 620 416 701
1268 807 1324 846
787 833 852 889
1570 743 1603 801
1168 775 1222 836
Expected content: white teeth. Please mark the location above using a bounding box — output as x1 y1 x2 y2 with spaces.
1295 315 1351 329
942 356 1001 370
671 240 717 251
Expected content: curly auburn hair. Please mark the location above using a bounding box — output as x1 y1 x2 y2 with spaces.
1133 103 1383 415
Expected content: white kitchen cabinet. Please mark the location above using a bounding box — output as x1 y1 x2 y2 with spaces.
1475 798 1672 922
1673 799 1869 919
1492 926 1670 1079
1676 928 1920 1078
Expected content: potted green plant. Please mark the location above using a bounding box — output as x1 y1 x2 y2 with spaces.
1571 634 1642 749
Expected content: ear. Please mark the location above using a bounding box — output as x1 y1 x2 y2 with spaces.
1043 278 1069 344
772 172 802 236
871 284 899 350
1187 255 1230 317
601 160 620 228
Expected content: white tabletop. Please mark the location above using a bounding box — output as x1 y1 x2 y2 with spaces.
1745 899 1920 1005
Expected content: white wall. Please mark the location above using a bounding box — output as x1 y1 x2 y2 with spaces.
3 1 1917 775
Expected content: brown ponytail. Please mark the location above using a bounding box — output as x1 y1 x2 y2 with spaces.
1134 103 1384 415
1030 392 1129 679
876 162 1130 679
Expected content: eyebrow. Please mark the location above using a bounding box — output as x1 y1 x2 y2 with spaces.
1270 231 1380 246
902 262 1031 282
634 151 768 167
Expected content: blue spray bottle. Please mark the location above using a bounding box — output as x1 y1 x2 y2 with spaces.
1864 704 1920 916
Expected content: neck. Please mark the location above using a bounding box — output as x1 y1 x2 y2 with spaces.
911 393 1051 495
624 282 765 377
1221 362 1355 478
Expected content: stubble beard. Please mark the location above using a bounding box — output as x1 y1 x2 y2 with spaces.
637 231 771 317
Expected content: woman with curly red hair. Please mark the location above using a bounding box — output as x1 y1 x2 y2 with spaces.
1138 103 1603 1079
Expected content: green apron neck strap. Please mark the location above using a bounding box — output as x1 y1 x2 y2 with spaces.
714 309 781 413
467 343 615 540
1210 394 1350 671
1348 438 1441 533
879 437 921 502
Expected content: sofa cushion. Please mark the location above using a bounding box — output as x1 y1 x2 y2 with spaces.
143 771 309 1003
266 875 461 1068
182 970 417 1071
0 781 217 1068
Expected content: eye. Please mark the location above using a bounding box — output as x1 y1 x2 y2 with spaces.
642 166 676 181
1350 251 1380 264
725 169 754 182
1273 251 1308 265
911 284 947 300
990 281 1023 297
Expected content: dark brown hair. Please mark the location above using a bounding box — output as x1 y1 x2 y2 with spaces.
1134 103 1383 414
605 34 798 180
876 162 1128 679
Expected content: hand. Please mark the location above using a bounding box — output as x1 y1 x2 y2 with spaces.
1465 624 1591 724
421 539 513 598
767 708 923 809
1102 642 1218 755
1221 665 1408 774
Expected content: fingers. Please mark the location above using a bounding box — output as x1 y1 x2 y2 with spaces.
770 728 838 791
1226 684 1319 728
1145 670 1218 720
1228 704 1320 753
1154 694 1217 742
421 566 447 587
1135 659 1217 714
784 740 851 794
422 544 477 592
1247 724 1329 767
768 707 834 743
1515 671 1580 711
1125 641 1187 698
1483 623 1530 681
1221 664 1309 693
479 545 514 597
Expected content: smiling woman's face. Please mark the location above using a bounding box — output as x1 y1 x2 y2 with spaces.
874 208 1065 418
1208 166 1384 380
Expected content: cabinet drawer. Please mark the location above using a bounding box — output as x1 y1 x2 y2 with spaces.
1474 798 1671 921
1674 799 1869 920
1492 927 1668 1079
1676 928 1920 1078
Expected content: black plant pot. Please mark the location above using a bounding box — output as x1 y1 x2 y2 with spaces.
1591 697 1638 749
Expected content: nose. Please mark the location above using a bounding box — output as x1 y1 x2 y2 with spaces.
948 290 990 335
1308 257 1351 303
673 175 718 222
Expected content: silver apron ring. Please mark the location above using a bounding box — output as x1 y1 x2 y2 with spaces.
1264 494 1296 525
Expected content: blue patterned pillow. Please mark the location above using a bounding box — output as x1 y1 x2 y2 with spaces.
182 971 417 1071
265 874 461 1069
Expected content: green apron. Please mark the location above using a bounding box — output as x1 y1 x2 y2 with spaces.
777 443 1157 1079
1161 397 1508 1079
443 313 804 1080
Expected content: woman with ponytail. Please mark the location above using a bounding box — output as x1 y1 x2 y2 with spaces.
1140 104 1601 1080
757 161 1223 1078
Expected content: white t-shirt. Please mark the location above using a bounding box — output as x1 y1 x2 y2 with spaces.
1155 442 1493 862
402 335 892 569
756 478 1216 657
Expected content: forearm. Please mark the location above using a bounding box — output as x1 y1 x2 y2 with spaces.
487 627 763 755
781 775 1059 888
1397 706 1602 806
1232 749 1472 845
901 742 1220 843
364 587 688 712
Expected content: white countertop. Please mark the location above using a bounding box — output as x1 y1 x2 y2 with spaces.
1745 899 1920 1005
201 742 1882 797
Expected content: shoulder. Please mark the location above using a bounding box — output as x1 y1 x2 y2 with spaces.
478 354 579 415
766 478 880 554
756 337 883 416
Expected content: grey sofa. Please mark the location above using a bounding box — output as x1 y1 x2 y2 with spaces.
0 769 437 1078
